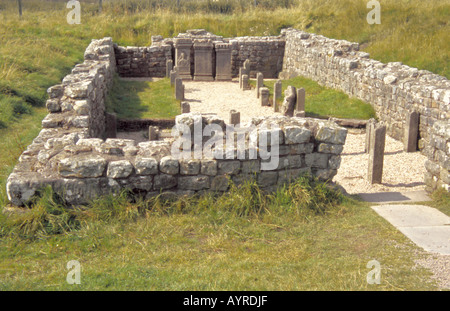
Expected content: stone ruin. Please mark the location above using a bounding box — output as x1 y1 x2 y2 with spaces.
6 28 449 206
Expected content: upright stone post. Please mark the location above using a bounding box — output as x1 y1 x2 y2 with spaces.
367 123 386 184
242 59 250 77
170 69 178 86
296 87 305 112
148 126 159 141
181 102 190 113
365 118 377 153
229 110 240 126
193 39 214 81
175 77 184 101
273 79 282 112
241 74 249 90
239 67 243 89
256 72 263 98
259 87 270 106
404 111 419 152
166 59 173 78
174 38 193 80
215 42 232 81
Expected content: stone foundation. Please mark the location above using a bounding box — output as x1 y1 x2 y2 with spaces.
6 28 449 206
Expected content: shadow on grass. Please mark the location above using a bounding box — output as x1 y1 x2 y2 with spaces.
106 79 152 119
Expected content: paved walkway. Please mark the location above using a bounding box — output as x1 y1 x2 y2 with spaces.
361 191 450 255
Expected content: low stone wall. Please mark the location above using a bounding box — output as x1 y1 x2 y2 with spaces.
114 37 172 77
229 35 285 78
6 37 117 206
114 30 285 79
281 28 450 164
424 121 450 192
7 112 347 206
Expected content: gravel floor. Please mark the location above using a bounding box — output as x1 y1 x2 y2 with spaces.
184 80 282 124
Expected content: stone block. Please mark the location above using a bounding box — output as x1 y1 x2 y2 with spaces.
180 159 201 175
218 160 240 175
178 175 210 190
259 87 270 106
154 174 177 190
58 154 107 178
193 39 214 81
107 160 134 179
135 157 158 175
284 126 311 144
201 159 218 176
305 153 329 169
159 156 179 175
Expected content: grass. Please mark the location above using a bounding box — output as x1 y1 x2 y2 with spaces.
0 177 439 290
250 76 376 120
105 76 180 119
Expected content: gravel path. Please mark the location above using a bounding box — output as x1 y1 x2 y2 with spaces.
184 80 282 124
333 129 427 194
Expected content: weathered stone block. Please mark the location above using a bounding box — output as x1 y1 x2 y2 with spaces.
154 174 177 190
58 155 107 178
284 126 311 144
178 175 210 190
180 159 201 175
107 160 134 179
218 160 241 175
201 159 218 176
305 153 329 169
135 157 158 175
159 156 179 175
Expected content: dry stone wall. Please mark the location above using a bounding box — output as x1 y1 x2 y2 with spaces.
114 36 172 77
6 37 117 206
8 111 348 206
114 30 285 79
424 121 450 192
281 28 449 192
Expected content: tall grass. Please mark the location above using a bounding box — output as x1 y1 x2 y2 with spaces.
0 174 346 239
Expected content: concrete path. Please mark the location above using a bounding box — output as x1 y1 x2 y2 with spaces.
370 204 450 255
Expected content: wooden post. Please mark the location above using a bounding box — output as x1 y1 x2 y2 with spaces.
18 0 23 17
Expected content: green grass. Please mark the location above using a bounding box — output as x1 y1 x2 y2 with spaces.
105 76 180 119
251 76 376 120
0 178 439 290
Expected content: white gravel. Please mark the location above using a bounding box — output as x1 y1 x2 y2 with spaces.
184 80 282 124
333 129 427 194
